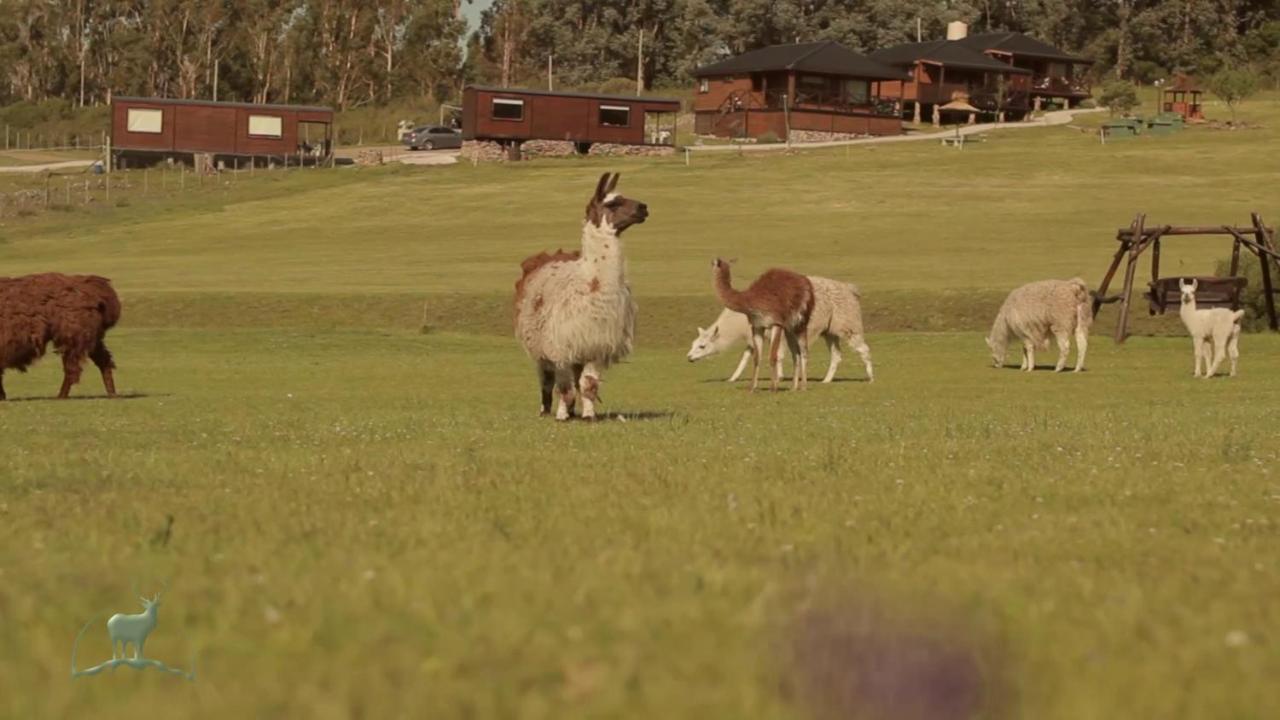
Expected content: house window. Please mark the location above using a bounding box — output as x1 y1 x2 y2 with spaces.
492 98 524 121
599 105 631 127
843 79 870 105
699 78 709 93
248 114 283 138
126 108 163 134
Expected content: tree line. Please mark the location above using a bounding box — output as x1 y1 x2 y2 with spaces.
3 0 1279 113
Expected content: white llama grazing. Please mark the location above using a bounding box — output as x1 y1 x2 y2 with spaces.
686 277 874 383
986 278 1092 372
514 173 648 420
1178 278 1243 378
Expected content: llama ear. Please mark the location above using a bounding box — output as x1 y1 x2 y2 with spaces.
710 326 720 339
604 172 620 194
594 173 611 201
697 326 705 334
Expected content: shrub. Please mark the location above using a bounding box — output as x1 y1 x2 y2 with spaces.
1099 80 1140 116
1214 254 1277 332
1207 68 1260 123
597 77 638 96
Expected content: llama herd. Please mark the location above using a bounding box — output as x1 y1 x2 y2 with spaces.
0 172 1249 407
513 173 1247 420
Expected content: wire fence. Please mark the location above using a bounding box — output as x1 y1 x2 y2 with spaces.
0 158 331 221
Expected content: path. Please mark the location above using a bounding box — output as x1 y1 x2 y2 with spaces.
0 159 95 173
686 107 1106 153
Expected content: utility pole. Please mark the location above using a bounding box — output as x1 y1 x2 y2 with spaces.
636 28 645 95
548 54 554 91
917 17 922 42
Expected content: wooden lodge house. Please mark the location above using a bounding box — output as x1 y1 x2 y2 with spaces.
691 41 907 141
955 30 1094 111
461 86 680 159
869 36 1032 124
111 97 334 166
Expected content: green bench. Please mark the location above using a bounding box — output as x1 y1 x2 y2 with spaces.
1102 118 1142 141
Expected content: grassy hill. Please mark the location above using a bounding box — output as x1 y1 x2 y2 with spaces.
2 97 1278 719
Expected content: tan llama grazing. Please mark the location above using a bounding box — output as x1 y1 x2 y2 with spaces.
514 173 648 420
985 278 1092 372
711 258 815 391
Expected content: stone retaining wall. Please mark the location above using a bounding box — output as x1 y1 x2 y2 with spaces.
462 140 676 162
787 130 871 144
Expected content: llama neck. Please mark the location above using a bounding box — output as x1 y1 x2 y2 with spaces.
988 313 1011 353
1180 296 1197 320
713 266 752 315
580 221 625 283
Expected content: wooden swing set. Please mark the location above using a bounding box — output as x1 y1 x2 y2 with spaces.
1092 212 1278 342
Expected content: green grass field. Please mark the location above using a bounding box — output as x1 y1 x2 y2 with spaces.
2 98 1279 719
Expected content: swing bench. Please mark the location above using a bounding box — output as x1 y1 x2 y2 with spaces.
1091 212 1279 342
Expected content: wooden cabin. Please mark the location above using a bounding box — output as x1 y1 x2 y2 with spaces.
955 29 1094 110
691 41 906 141
1162 75 1205 121
870 39 1031 124
111 97 333 165
461 86 680 155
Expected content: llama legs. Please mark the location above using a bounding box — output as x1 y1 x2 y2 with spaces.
537 361 556 416
90 340 117 397
851 335 874 382
57 352 86 399
1053 331 1071 372
1206 329 1231 378
1228 327 1241 377
1022 341 1036 372
784 330 805 390
822 336 841 383
1073 326 1088 372
728 348 753 382
1191 337 1206 377
749 329 765 392
553 367 577 420
577 362 601 420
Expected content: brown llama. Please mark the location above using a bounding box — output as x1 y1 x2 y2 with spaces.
0 273 121 401
711 258 815 392
514 172 648 420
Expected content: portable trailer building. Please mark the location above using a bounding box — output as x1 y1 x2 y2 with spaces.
461 86 680 158
110 97 334 166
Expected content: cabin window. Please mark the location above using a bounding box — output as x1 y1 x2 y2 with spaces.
599 105 630 128
699 78 709 93
248 114 283 138
843 79 870 105
492 98 524 121
126 108 163 134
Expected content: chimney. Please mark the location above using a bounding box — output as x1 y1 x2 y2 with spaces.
946 21 968 41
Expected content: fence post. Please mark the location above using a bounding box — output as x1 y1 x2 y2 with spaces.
105 173 111 204
65 177 71 205
44 173 51 209
83 179 89 204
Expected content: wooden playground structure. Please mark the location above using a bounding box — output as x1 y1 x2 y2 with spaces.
1092 212 1278 342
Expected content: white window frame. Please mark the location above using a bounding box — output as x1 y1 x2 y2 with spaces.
599 104 631 128
492 98 525 121
126 108 163 134
248 114 284 139
699 78 710 93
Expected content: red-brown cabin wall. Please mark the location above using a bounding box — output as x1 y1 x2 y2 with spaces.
464 88 676 145
112 100 331 157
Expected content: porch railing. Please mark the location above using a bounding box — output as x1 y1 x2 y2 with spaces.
1032 75 1091 96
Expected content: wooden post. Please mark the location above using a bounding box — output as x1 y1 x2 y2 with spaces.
44 173 51 209
64 177 70 205
1094 233 1131 317
1253 212 1278 330
1230 237 1241 277
1114 213 1146 343
105 173 110 204
83 179 88 204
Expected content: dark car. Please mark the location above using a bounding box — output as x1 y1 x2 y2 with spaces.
402 126 462 151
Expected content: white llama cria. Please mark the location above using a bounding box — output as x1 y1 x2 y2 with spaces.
514 173 648 420
986 278 1092 372
687 277 873 383
1178 278 1243 378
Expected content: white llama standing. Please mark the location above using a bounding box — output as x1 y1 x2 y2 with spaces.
1178 278 1243 378
513 173 648 420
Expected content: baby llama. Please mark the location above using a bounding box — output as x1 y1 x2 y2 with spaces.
513 173 648 420
986 278 1092 372
711 259 815 391
1178 278 1243 378
687 277 873 383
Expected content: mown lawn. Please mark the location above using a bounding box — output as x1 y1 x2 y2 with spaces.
1 97 1278 720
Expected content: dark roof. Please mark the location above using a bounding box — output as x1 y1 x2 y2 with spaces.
693 41 908 80
869 40 1031 74
957 32 1092 64
465 85 680 107
113 96 333 113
